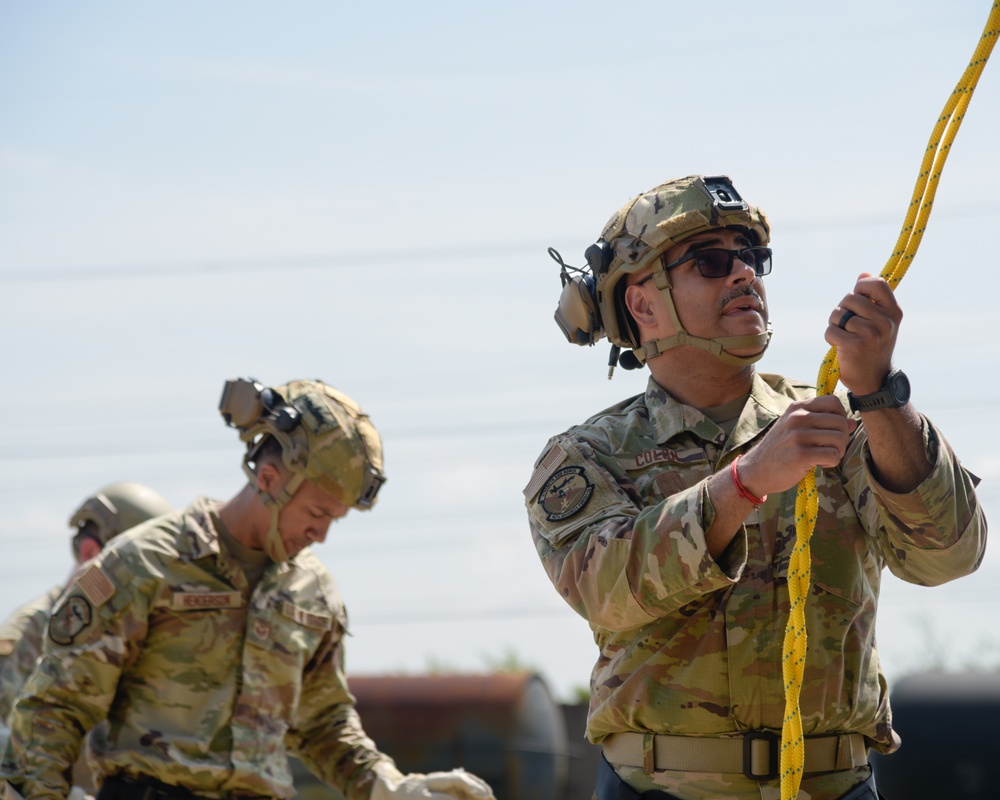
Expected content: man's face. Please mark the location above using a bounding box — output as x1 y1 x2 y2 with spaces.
275 477 349 558
644 227 769 357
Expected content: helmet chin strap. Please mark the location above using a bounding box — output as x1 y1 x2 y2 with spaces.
629 265 772 368
256 471 306 563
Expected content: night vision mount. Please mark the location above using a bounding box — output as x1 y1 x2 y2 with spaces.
220 378 301 437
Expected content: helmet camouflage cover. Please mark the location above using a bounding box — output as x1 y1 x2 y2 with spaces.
221 378 385 511
596 174 770 349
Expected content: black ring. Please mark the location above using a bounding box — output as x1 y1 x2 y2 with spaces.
837 309 856 330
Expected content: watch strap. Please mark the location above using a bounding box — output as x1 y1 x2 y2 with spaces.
847 369 909 412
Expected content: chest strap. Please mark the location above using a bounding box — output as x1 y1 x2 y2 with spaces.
602 731 867 781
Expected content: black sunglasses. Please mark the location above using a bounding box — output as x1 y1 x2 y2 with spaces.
641 246 773 282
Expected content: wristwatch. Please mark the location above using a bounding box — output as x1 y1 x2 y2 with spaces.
847 368 911 412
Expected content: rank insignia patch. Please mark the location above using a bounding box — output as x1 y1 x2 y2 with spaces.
538 466 594 522
49 595 93 646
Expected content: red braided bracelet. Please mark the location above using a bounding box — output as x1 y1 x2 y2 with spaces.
730 454 767 507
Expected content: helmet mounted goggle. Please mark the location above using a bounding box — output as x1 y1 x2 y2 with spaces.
551 175 772 378
219 378 386 511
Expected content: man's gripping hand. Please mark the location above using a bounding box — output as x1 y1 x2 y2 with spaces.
737 396 858 499
825 273 902 396
370 762 496 800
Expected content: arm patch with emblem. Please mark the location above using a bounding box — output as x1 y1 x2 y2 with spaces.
537 466 594 521
48 564 116 646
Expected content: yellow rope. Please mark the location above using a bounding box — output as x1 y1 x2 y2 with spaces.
779 5 1000 798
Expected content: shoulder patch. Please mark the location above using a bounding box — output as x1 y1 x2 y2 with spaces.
524 444 567 500
0 638 15 656
538 465 594 522
76 564 116 607
49 595 93 645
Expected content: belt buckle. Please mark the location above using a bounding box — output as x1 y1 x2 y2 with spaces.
742 730 779 781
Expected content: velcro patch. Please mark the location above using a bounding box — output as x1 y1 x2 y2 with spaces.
77 564 116 607
654 471 689 498
524 444 568 500
171 591 244 610
0 639 15 656
281 601 333 630
538 465 594 522
49 595 93 646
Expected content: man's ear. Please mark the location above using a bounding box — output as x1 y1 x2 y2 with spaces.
625 283 658 330
255 461 284 497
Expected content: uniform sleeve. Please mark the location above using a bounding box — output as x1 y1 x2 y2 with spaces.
0 630 44 723
0 591 61 721
1 560 146 800
843 415 987 586
524 434 745 632
286 617 392 800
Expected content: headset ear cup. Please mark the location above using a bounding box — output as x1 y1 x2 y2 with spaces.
554 275 603 345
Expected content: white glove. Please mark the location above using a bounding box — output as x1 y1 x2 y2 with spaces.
1 780 26 800
370 761 495 800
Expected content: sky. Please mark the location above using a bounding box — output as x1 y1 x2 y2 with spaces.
1 1 999 705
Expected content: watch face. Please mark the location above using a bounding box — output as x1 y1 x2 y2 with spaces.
889 370 911 404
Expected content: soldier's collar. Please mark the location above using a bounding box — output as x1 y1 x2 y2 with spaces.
646 373 793 447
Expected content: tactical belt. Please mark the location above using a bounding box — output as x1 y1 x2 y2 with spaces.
97 775 272 800
602 730 867 782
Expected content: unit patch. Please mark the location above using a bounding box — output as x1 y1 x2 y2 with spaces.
538 465 594 522
49 595 93 646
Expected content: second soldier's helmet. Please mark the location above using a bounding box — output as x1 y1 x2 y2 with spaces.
69 482 174 547
552 175 770 373
219 378 386 510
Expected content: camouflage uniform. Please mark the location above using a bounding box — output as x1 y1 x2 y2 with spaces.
1 497 390 800
0 586 63 721
0 588 64 761
525 373 986 799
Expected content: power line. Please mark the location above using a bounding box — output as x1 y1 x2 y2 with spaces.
0 240 551 284
2 205 996 285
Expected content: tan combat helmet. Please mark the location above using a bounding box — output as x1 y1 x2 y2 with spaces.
69 482 174 547
219 378 386 562
552 175 772 376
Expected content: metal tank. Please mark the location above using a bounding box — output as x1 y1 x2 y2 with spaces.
870 670 1000 799
291 672 569 800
